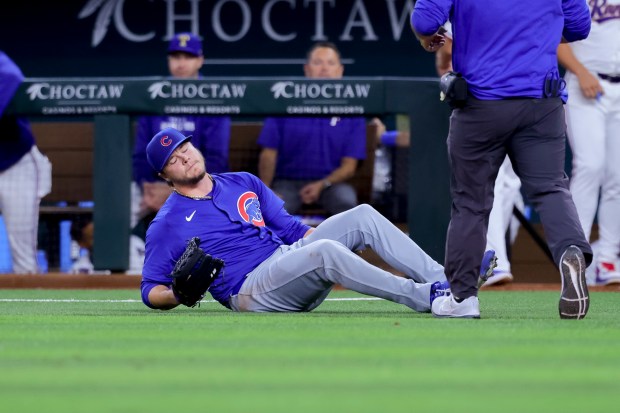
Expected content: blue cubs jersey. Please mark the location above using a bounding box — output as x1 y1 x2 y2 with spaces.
140 172 311 308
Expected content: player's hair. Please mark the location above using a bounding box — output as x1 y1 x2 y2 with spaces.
306 42 341 63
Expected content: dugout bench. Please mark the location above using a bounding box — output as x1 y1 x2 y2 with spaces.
32 120 379 270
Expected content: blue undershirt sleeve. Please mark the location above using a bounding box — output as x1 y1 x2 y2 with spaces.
140 281 159 309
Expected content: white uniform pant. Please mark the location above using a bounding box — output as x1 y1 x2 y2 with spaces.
565 73 620 262
0 146 51 273
485 157 523 273
229 204 446 313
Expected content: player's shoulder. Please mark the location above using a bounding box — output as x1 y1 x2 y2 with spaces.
147 201 176 234
149 192 195 225
213 171 261 186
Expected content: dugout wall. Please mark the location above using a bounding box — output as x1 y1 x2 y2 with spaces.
6 77 451 271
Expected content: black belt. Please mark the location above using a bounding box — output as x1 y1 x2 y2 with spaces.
598 73 620 83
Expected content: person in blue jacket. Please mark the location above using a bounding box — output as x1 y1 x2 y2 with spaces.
411 0 593 319
0 51 51 274
257 42 366 216
132 33 230 222
140 127 496 313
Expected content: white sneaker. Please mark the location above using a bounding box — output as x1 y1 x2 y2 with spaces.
593 261 620 286
482 270 514 286
431 295 480 319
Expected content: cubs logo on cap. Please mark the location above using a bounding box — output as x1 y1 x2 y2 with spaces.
146 127 192 172
168 33 203 57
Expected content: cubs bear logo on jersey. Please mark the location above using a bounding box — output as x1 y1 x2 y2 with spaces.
237 191 265 227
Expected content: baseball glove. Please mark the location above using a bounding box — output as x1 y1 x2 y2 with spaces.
170 237 224 307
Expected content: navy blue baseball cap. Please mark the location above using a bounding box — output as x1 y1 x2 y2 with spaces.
147 128 192 172
168 33 203 57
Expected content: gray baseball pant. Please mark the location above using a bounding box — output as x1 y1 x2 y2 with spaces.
228 204 446 313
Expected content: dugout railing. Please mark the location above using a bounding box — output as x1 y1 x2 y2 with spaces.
6 77 452 272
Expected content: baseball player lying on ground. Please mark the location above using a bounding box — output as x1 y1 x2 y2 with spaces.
141 127 496 316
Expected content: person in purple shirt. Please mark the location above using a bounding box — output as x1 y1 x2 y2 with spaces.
0 51 51 274
140 127 497 313
258 42 366 216
411 0 593 319
132 33 230 223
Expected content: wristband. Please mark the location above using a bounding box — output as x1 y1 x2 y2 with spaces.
380 131 398 146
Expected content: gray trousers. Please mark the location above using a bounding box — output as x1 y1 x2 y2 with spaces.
272 179 357 216
445 97 592 299
229 204 445 313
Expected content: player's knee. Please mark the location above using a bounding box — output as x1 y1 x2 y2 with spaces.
350 203 376 218
310 239 343 250
574 157 604 179
308 239 347 259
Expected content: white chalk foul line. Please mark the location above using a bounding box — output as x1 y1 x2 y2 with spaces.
0 297 381 304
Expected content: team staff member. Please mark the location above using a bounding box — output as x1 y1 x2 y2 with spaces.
558 1 620 286
434 26 522 287
140 127 497 313
0 51 51 274
133 33 230 219
411 0 593 319
258 42 366 216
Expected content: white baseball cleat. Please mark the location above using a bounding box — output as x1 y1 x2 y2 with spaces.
559 245 589 320
592 261 620 286
482 270 514 287
431 295 480 319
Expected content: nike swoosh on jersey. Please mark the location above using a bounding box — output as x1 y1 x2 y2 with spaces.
185 210 197 221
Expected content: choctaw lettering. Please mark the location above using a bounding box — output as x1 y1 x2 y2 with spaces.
26 83 124 100
148 81 247 99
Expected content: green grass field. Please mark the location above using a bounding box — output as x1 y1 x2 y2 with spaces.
1 289 619 413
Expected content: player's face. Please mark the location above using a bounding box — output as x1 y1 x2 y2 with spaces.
304 47 344 79
162 142 206 185
168 52 204 79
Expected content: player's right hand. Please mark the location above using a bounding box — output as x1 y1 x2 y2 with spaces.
577 71 604 100
420 33 446 52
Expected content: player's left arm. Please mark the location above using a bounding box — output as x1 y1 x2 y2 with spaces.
557 44 603 99
310 117 366 191
299 157 358 205
147 285 180 310
299 117 366 205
